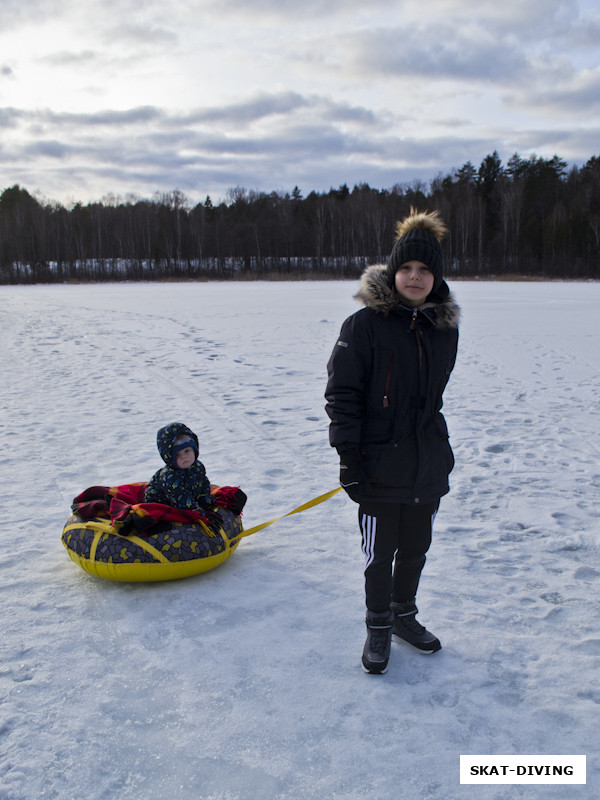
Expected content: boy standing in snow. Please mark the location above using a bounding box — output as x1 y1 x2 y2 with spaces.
325 208 460 674
145 422 215 513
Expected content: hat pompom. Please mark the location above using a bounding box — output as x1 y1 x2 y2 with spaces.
394 207 447 243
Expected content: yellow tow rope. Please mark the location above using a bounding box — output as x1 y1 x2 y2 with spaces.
240 486 343 538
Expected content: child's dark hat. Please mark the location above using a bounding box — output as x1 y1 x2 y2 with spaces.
387 208 447 292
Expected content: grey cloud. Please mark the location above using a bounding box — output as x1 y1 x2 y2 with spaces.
317 98 379 125
0 107 25 128
0 0 179 53
41 51 98 67
0 0 70 30
2 85 597 205
412 0 579 38
353 25 530 83
49 106 164 127
138 123 350 162
565 16 600 49
213 0 393 17
183 91 378 128
186 91 310 124
24 140 70 159
1 106 165 128
508 70 600 114
0 93 378 142
295 3 599 89
0 100 380 199
0 92 376 135
100 22 179 47
506 127 600 165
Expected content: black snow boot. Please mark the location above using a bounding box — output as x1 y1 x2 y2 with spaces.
391 600 441 654
362 609 394 674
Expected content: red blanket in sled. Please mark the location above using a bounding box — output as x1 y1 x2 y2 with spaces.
71 483 245 537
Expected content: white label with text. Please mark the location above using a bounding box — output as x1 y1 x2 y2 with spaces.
460 755 586 784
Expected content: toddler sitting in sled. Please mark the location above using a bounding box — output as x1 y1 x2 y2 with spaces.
145 422 216 513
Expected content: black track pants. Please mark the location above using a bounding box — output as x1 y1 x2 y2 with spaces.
358 500 440 614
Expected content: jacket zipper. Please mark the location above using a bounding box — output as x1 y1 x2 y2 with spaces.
410 309 425 503
383 355 393 407
384 310 424 409
410 309 423 371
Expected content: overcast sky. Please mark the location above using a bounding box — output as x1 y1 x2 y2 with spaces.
1 0 598 206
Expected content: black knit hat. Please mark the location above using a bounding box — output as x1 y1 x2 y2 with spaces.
387 209 446 292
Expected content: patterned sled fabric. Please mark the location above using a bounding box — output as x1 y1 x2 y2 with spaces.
62 486 245 583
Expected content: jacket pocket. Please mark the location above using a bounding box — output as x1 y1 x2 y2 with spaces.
361 437 417 490
361 419 394 445
430 414 454 474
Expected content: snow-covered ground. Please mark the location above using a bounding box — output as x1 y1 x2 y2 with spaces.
1 280 598 800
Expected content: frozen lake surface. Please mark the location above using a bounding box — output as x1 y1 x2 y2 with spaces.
1 280 598 799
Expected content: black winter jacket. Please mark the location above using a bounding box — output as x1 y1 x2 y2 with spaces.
325 265 460 505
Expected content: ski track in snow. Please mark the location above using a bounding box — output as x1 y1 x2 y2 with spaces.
0 281 598 800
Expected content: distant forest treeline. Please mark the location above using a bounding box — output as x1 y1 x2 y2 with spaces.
1 151 599 283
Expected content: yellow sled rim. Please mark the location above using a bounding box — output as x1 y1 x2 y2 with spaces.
61 514 241 583
62 540 239 582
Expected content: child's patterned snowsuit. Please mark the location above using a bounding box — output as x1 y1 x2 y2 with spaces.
144 422 214 511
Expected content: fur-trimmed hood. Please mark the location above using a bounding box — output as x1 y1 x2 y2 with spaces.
354 263 460 331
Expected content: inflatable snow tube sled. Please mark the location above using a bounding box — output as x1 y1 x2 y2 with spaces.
61 483 246 583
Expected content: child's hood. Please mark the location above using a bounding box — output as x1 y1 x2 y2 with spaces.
156 422 199 468
354 263 460 331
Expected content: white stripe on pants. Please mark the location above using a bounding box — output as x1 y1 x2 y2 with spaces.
360 513 377 569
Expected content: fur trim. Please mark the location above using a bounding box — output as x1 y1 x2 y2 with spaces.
354 264 395 314
354 264 460 330
394 207 447 243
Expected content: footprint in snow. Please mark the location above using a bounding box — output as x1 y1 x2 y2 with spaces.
574 567 600 581
485 443 507 454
